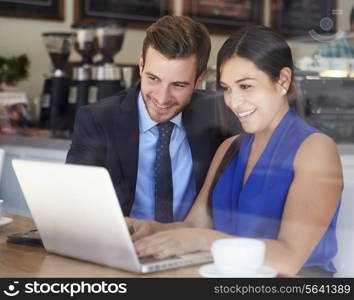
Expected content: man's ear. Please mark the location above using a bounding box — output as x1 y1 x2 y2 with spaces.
139 52 144 77
195 70 207 89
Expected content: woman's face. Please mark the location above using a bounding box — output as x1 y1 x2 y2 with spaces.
219 56 290 135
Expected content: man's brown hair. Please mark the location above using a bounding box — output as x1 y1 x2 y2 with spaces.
142 15 211 79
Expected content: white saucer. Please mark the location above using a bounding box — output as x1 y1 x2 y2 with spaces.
0 217 13 231
199 263 277 278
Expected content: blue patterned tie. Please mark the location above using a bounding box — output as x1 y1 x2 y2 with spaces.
154 121 174 222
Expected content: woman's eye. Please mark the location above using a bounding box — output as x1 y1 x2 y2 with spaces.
240 84 251 90
220 86 230 93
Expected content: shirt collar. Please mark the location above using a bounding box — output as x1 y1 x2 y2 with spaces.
138 91 183 133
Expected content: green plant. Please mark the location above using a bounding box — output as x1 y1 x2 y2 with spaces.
0 54 30 86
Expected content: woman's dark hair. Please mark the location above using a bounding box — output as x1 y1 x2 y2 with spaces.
208 25 298 215
217 25 295 102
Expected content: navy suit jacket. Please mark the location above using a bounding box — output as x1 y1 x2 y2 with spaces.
66 84 240 216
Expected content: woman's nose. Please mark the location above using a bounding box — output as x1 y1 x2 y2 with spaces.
229 91 245 108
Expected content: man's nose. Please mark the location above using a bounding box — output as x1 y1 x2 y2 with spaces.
155 85 171 104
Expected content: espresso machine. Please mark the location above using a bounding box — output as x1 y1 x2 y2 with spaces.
95 21 126 101
67 24 98 132
41 32 74 138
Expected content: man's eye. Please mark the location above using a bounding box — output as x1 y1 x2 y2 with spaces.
148 76 158 81
174 83 187 88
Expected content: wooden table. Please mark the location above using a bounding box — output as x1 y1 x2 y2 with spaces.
0 214 202 278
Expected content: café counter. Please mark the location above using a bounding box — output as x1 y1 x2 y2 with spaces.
0 134 71 217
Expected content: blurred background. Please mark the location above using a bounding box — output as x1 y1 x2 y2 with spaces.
0 0 353 142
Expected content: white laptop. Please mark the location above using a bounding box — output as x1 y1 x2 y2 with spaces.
12 159 212 273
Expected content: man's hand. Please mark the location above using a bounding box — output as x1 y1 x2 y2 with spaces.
125 217 158 242
133 228 210 258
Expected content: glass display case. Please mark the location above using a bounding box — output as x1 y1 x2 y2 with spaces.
298 76 354 143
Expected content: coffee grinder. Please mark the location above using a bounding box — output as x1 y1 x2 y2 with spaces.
41 32 74 138
95 21 125 101
68 24 98 132
38 74 52 129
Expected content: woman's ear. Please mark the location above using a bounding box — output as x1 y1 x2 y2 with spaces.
277 67 292 95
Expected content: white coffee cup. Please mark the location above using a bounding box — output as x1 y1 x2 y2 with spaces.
211 238 265 276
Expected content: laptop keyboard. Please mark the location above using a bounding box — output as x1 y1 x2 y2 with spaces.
139 255 180 264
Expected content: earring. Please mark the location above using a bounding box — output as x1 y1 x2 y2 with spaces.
281 88 287 96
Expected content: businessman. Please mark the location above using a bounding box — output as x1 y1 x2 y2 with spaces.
66 15 239 222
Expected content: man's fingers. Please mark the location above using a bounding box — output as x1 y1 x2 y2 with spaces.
131 227 147 242
124 217 135 234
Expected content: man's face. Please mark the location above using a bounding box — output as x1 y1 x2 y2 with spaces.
139 47 201 123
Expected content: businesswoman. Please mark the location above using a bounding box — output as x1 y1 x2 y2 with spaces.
127 25 343 277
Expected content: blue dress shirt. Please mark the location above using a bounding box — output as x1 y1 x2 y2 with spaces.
130 92 196 221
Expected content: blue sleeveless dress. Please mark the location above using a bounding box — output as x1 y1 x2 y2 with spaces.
212 108 340 273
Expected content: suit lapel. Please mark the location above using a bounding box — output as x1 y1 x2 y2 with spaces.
183 97 211 192
113 86 140 215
